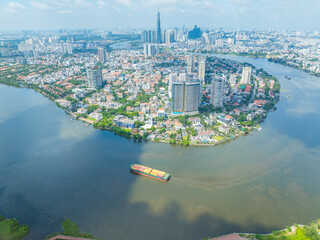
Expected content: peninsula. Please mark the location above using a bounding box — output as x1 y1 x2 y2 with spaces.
0 41 280 146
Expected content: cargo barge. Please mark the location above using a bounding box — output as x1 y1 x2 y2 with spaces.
130 164 171 182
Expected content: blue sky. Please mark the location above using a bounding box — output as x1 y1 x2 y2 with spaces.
0 0 319 31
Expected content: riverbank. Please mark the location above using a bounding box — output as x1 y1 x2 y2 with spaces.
207 220 320 240
209 51 320 79
267 58 320 78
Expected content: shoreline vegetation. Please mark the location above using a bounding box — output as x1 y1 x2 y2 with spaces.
45 219 102 240
1 213 318 240
0 55 280 147
0 214 29 240
201 220 320 240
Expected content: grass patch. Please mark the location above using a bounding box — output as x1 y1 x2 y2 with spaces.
213 135 224 141
86 117 97 122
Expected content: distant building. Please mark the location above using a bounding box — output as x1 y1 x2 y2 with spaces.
143 44 158 57
212 79 224 108
240 67 252 84
161 30 166 43
87 65 103 89
165 29 176 44
97 47 107 63
157 10 161 44
187 55 195 73
215 39 224 48
141 30 157 43
172 80 200 113
66 40 73 54
227 38 235 45
198 59 206 83
60 40 72 55
60 41 66 54
168 73 178 98
188 25 202 39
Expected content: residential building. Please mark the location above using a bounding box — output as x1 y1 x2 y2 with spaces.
97 47 107 63
87 65 103 89
143 44 158 57
212 79 224 108
198 59 206 83
240 67 252 84
187 55 195 73
172 80 200 112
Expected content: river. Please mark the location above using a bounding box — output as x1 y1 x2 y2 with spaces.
0 56 320 240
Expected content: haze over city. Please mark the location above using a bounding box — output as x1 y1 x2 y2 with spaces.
1 0 320 30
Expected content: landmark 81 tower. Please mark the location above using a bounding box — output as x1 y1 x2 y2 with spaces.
157 10 161 43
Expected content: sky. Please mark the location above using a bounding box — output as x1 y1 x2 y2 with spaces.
0 0 319 31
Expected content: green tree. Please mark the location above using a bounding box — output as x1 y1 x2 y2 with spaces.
62 219 79 235
134 121 144 128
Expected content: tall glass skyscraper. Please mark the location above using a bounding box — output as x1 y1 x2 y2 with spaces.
157 10 161 43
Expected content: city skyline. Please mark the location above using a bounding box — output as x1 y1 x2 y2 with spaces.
1 0 320 31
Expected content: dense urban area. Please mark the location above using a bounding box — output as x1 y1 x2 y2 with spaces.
0 25 288 146
1 8 320 240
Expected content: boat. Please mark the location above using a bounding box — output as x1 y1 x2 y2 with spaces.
130 164 171 182
285 75 291 80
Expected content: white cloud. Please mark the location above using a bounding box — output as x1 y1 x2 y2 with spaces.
4 2 26 12
97 0 107 8
8 2 25 8
58 9 74 14
30 1 52 10
115 0 132 6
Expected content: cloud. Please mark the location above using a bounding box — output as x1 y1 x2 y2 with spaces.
1 0 320 30
30 1 52 10
97 0 107 8
115 0 132 6
58 9 74 14
4 2 26 12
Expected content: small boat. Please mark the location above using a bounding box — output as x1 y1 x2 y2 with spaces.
130 164 171 182
285 75 291 80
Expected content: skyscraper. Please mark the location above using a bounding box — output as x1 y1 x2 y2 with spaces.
157 10 161 43
187 55 195 73
87 65 103 89
60 40 66 54
143 43 158 57
168 73 178 98
172 79 200 113
60 40 72 55
184 81 200 112
212 79 224 108
165 29 176 44
240 67 252 85
66 40 73 54
97 47 106 63
198 59 206 83
188 25 202 39
172 81 184 112
141 30 157 43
